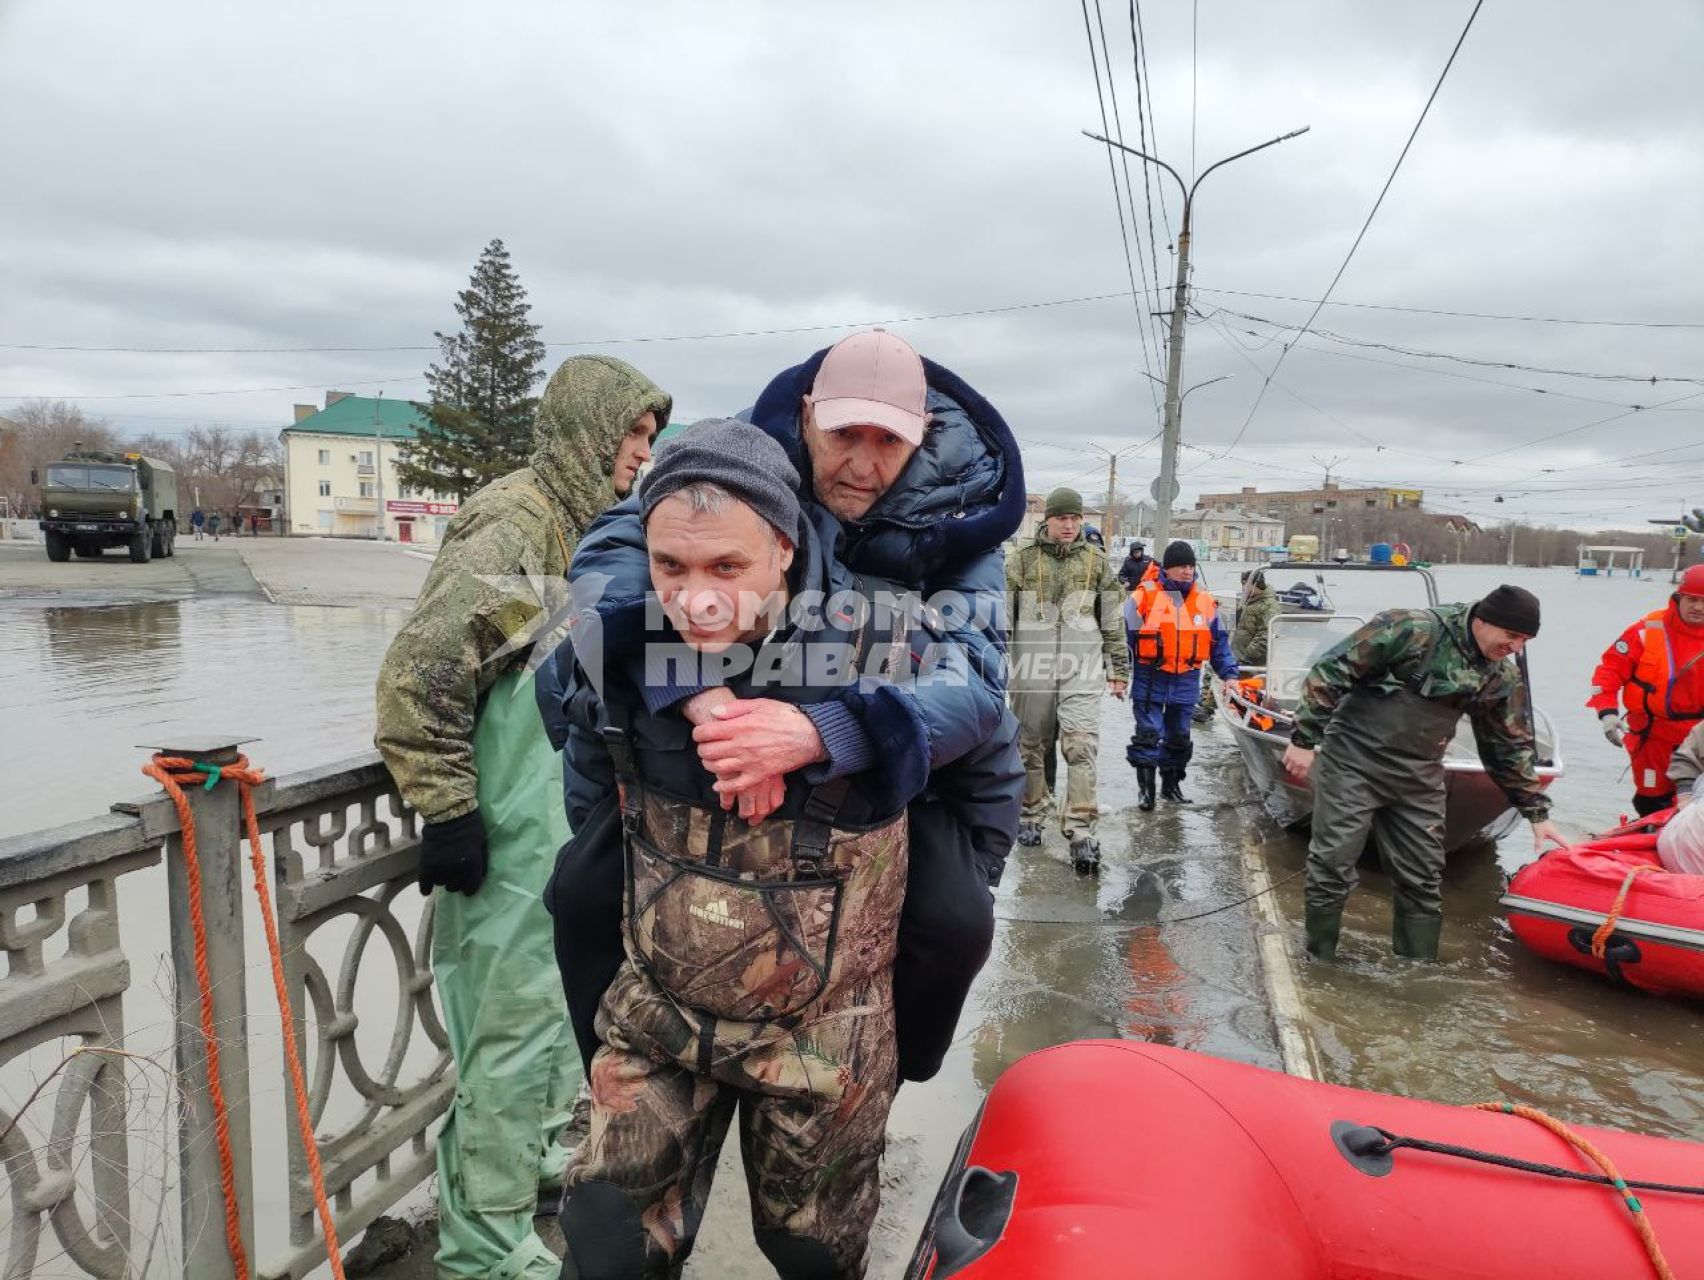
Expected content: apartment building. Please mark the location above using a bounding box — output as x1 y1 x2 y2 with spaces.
280 393 458 542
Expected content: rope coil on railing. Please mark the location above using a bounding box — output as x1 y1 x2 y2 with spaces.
145 752 346 1280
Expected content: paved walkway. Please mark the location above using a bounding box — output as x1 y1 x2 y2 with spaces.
0 535 431 608
232 536 431 607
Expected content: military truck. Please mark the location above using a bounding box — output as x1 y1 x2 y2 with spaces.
35 450 179 563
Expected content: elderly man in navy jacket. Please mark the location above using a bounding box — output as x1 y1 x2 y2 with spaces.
540 329 1025 1085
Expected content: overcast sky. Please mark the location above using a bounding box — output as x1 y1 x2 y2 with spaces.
3 0 1701 529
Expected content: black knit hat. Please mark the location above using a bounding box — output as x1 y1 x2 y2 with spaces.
640 417 802 542
1475 584 1541 637
1161 540 1196 569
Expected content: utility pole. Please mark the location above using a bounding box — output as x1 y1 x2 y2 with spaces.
1311 454 1346 558
1103 450 1120 543
1087 125 1309 548
1083 433 1191 544
373 392 386 542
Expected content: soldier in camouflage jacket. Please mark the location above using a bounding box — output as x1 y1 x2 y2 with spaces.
374 354 670 1280
1281 587 1564 962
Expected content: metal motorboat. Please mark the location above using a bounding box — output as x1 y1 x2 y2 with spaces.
1211 563 1564 851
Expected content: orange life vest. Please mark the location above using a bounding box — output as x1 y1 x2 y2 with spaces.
1131 580 1216 675
1628 607 1704 731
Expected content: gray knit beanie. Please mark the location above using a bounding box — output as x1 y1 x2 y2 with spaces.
639 417 803 542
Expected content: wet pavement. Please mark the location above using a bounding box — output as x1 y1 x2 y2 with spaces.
7 544 1702 1276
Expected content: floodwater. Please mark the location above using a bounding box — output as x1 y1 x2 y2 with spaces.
1 595 405 837
1245 563 1704 1142
4 561 1701 1277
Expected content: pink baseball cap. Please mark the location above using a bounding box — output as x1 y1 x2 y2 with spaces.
808 329 929 445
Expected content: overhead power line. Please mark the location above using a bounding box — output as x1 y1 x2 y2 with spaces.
1202 309 1704 412
1085 0 1165 411
1212 306 1704 385
1192 286 1704 331
1218 0 1486 458
0 290 1146 358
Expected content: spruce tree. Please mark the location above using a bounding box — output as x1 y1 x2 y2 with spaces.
397 238 548 499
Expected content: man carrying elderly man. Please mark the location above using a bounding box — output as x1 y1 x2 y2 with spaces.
542 328 1026 1093
540 418 1021 1278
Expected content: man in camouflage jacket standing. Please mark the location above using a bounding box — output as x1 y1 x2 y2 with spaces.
1281 585 1564 962
376 355 670 1280
1007 487 1129 872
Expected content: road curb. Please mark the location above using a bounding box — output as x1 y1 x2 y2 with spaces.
1240 840 1325 1081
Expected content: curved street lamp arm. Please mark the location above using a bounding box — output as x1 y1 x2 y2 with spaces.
1189 127 1312 204
1081 131 1188 204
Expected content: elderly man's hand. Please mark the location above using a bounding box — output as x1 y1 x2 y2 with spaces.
692 698 828 792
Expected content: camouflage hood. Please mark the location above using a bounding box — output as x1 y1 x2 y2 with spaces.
530 355 672 534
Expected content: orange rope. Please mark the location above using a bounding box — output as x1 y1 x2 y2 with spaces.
1590 863 1660 960
146 753 346 1280
1473 1102 1675 1280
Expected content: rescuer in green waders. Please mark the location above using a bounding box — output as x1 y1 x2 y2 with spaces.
1280 585 1565 962
376 355 670 1279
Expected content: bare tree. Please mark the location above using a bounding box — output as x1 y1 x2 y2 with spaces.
0 400 121 517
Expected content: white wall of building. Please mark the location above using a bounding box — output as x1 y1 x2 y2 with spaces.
281 431 457 542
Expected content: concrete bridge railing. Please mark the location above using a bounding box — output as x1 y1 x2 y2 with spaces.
0 744 446 1279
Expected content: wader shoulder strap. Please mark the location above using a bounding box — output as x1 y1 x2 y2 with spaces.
1398 610 1446 697
600 697 645 834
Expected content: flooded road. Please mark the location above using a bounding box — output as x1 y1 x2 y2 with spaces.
5 548 1701 1276
2 594 405 837
1247 563 1704 1142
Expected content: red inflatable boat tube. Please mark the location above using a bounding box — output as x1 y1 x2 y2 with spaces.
906 1041 1704 1279
1502 815 1704 997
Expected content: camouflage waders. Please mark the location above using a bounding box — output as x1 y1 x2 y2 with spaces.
559 735 907 1280
1305 686 1459 960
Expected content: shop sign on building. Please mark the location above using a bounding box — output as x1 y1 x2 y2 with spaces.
386 499 459 516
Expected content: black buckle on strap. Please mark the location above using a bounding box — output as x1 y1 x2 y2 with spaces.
790 776 850 867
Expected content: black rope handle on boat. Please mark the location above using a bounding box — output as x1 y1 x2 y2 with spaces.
994 867 1306 928
1358 1126 1704 1198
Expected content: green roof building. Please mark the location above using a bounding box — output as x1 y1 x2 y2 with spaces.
281 392 457 542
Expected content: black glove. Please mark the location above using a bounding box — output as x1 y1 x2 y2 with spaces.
418 810 489 896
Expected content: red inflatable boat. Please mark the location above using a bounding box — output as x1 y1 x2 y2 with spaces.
906 1041 1704 1279
1502 814 1704 997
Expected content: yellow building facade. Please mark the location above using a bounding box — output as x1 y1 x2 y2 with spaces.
280 392 458 543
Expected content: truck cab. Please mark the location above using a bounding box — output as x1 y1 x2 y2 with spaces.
37 451 178 563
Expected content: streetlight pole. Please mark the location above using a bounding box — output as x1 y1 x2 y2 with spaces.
373 392 386 542
1085 125 1310 548
1082 440 1155 542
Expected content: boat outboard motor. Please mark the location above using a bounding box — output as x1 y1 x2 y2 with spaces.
1277 581 1326 611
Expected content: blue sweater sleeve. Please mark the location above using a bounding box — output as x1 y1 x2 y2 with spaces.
1209 612 1240 681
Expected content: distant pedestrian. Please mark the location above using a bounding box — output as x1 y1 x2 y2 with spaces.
1118 539 1156 589
248 513 259 537
207 512 221 540
190 508 205 541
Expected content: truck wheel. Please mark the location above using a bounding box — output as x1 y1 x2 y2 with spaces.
150 522 167 559
45 531 71 563
129 529 151 563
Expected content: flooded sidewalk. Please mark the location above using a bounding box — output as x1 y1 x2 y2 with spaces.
360 705 1290 1278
